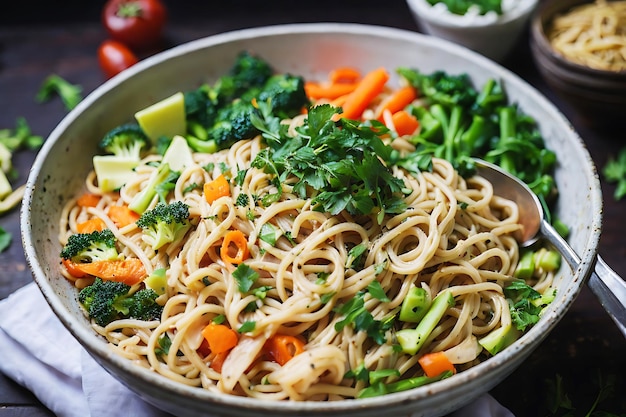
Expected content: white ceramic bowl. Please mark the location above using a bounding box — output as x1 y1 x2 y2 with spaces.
21 23 601 417
406 0 539 61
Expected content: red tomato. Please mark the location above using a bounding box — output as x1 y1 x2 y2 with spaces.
102 0 167 51
98 40 139 79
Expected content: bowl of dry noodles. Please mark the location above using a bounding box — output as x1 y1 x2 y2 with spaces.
530 0 626 127
21 23 601 417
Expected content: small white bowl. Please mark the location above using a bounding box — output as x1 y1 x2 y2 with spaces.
406 0 539 62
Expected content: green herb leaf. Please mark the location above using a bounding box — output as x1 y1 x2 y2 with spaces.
0 226 11 252
36 74 83 111
602 147 626 201
367 281 390 302
238 320 256 333
233 263 259 293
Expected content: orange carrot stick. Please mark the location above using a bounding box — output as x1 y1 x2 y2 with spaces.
220 230 249 264
328 67 361 84
202 323 239 354
62 258 88 278
76 218 106 233
204 174 230 204
264 334 306 366
76 193 101 208
418 351 456 378
305 81 359 100
108 205 140 228
337 67 390 120
375 85 417 121
68 258 147 285
391 110 420 136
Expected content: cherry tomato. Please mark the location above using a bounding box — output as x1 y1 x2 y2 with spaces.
98 40 139 79
102 0 166 51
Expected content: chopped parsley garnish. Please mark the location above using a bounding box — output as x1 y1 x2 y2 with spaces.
233 263 259 293
251 103 409 223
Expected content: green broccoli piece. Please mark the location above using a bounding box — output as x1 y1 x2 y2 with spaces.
78 278 162 326
211 51 273 105
60 229 120 263
257 74 309 118
398 68 478 108
99 123 149 160
208 100 261 149
136 201 191 250
184 85 220 129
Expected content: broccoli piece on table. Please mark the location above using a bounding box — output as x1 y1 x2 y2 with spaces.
78 278 162 326
60 229 120 263
258 74 309 118
99 123 149 160
136 201 191 250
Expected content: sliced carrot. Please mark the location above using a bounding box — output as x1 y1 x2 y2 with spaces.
305 81 359 100
331 94 350 108
264 334 306 366
204 174 230 204
391 110 420 136
76 218 106 233
76 193 101 208
209 351 229 373
418 351 456 378
220 230 249 264
337 67 390 120
202 323 239 354
375 85 417 121
328 67 361 84
62 258 88 278
68 258 147 285
108 205 140 228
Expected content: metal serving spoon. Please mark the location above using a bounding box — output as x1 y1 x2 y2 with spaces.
474 159 626 337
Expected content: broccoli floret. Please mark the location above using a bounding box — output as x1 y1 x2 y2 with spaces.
258 74 309 118
211 51 273 105
398 68 478 108
184 85 219 129
60 229 120 263
78 278 162 326
136 201 191 250
209 101 261 149
99 123 149 160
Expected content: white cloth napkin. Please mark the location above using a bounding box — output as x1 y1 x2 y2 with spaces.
0 283 514 417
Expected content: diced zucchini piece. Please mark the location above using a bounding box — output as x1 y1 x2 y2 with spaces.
399 286 431 323
162 135 194 172
135 92 186 143
93 155 139 192
144 267 167 295
478 324 521 356
397 290 454 355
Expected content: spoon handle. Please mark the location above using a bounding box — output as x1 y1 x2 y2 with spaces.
588 257 626 338
541 220 626 338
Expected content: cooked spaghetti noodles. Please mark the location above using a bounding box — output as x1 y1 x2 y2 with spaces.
547 0 626 71
57 63 558 400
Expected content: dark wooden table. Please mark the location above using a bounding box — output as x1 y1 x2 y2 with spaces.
1 1 625 416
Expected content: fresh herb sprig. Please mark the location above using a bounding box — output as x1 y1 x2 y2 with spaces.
251 102 410 224
602 147 626 201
